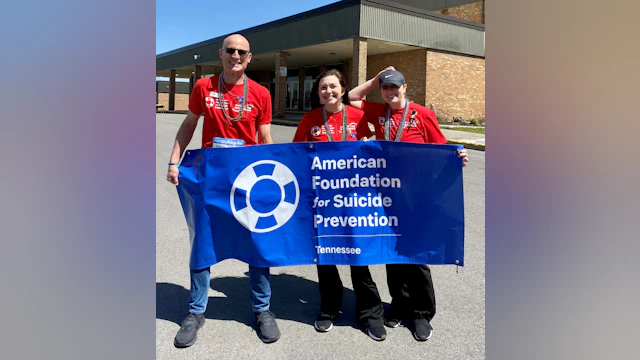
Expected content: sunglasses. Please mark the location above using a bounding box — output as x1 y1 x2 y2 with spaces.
224 47 249 57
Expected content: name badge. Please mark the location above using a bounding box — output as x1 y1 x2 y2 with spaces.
212 137 245 148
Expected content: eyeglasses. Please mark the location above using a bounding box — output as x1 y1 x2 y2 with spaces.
224 47 249 57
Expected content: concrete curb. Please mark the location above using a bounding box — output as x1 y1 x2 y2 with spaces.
440 125 485 130
271 119 300 126
447 139 485 151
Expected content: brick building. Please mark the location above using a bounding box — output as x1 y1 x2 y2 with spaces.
156 81 189 111
156 0 485 122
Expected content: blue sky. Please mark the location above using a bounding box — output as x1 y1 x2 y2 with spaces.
156 0 341 55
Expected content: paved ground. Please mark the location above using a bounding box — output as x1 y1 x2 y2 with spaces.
156 113 485 359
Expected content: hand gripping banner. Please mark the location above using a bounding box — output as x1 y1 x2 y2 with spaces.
176 141 464 269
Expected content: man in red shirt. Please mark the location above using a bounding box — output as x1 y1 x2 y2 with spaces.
166 34 279 347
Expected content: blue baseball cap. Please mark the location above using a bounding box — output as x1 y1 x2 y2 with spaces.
379 70 405 87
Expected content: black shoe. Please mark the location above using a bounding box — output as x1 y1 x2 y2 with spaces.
412 317 433 341
174 313 205 348
384 315 402 328
384 308 403 328
255 310 281 343
366 324 387 341
314 313 336 332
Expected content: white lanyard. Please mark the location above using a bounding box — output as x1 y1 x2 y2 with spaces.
321 105 348 142
384 102 409 141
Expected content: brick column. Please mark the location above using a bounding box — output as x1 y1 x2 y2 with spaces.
274 51 287 118
169 69 176 111
351 38 367 90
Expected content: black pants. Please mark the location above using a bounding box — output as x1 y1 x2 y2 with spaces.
386 264 436 321
317 265 384 325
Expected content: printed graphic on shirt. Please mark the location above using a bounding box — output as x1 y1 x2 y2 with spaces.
408 110 419 128
309 122 357 138
205 97 215 108
342 122 358 138
207 97 255 113
311 124 333 136
378 117 398 127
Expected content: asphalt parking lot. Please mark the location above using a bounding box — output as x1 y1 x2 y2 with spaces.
156 113 485 359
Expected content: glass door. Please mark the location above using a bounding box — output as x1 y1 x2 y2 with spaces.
303 80 314 110
286 81 299 110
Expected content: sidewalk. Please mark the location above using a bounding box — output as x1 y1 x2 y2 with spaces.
440 126 485 151
272 112 486 151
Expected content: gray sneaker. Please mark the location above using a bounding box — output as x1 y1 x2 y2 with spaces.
174 313 205 348
255 310 281 343
314 313 336 332
384 316 402 328
412 317 433 341
384 308 403 328
367 324 387 341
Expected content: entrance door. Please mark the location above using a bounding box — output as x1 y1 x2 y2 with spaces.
286 80 299 110
303 80 314 110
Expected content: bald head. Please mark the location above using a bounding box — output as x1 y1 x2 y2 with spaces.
223 34 250 51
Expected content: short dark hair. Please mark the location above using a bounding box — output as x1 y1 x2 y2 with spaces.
310 69 351 110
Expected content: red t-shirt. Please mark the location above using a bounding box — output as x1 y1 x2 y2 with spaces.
356 100 446 144
188 74 272 148
292 105 364 142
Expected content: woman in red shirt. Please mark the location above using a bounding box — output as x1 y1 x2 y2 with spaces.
349 67 469 342
292 69 388 342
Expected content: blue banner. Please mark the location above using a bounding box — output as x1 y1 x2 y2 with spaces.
177 141 464 269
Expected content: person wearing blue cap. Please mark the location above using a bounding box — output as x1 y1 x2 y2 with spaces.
348 66 469 342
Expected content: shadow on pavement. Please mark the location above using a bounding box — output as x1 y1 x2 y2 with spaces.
157 272 382 331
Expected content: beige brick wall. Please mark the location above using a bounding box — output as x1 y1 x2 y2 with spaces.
366 49 427 106
157 93 189 111
426 51 485 121
364 49 484 122
433 1 484 24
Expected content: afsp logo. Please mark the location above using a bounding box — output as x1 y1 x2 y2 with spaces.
205 97 215 108
230 160 299 233
311 126 322 137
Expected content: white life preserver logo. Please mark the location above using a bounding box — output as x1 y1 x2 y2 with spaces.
230 160 299 233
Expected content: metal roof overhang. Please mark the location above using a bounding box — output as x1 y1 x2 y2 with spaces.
156 0 484 79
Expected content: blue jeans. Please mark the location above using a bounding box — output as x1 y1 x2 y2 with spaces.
188 265 271 314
